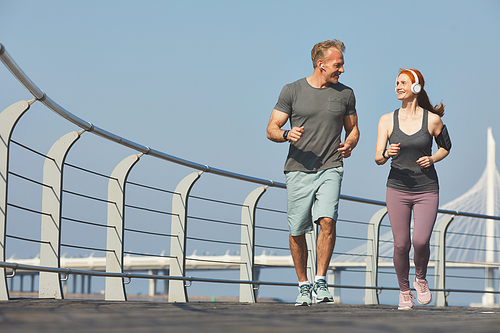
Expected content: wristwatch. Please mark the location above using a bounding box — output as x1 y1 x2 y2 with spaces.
382 148 389 159
283 130 290 141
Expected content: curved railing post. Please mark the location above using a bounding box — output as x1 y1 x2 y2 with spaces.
434 214 455 307
239 186 267 303
0 100 31 300
305 225 318 284
39 131 82 299
168 171 202 302
327 267 345 303
105 154 142 301
365 207 387 305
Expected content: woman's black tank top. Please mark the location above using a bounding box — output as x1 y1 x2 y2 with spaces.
386 109 439 192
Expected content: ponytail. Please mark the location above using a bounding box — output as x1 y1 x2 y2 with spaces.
418 89 444 117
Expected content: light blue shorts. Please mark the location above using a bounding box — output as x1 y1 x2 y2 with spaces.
285 167 344 236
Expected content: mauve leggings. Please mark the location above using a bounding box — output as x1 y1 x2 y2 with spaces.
386 187 439 291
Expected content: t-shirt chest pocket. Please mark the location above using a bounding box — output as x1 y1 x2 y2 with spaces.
328 98 345 114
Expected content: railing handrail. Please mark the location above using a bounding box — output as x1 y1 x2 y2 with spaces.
0 43 284 189
2 261 500 295
3 42 500 221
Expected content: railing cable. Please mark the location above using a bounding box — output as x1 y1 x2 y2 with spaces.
8 171 52 188
125 204 177 216
63 189 115 204
10 139 54 160
7 202 51 216
124 228 176 238
65 163 117 181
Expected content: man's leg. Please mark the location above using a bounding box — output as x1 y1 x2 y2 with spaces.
311 217 336 303
309 167 342 303
312 168 342 277
316 217 336 277
290 233 313 306
289 233 308 282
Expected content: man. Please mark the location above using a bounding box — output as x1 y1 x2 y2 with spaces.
266 40 359 306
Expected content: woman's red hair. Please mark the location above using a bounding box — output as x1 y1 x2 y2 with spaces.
398 68 445 117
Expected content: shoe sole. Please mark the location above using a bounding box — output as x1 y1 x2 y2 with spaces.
417 298 432 305
397 306 413 310
312 290 334 303
295 302 311 307
316 297 334 303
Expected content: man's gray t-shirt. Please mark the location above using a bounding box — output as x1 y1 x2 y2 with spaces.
274 77 356 173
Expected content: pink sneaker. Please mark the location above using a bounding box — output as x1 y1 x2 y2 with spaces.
413 278 432 305
398 290 415 310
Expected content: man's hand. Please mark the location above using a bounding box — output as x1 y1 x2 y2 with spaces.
338 142 352 158
287 126 304 142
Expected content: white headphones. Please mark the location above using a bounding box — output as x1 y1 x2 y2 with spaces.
408 69 422 94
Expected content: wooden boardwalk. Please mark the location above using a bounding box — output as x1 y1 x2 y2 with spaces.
0 299 499 332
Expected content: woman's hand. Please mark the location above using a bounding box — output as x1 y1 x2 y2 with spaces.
416 156 434 168
386 143 401 158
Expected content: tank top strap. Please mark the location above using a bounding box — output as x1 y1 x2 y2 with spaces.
422 108 428 132
392 109 401 134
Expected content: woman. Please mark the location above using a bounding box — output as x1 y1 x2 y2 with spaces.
375 68 451 310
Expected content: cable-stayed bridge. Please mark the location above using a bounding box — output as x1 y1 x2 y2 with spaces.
0 43 499 307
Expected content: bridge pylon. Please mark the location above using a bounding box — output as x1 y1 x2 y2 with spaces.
439 128 499 307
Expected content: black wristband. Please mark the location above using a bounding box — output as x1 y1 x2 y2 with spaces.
382 148 389 159
283 130 290 141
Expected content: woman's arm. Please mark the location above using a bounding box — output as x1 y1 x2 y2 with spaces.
417 113 450 167
375 113 398 165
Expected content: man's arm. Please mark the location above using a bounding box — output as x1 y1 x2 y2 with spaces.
266 109 304 143
338 114 359 158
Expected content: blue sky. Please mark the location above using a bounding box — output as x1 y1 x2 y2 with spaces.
2 0 499 203
1 1 499 304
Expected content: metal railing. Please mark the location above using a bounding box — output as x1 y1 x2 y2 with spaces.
1 42 499 306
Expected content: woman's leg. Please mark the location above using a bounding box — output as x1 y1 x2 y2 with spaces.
412 190 439 280
386 187 413 291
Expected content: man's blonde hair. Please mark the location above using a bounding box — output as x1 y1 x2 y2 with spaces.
311 40 345 68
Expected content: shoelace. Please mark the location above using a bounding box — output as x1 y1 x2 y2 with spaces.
416 280 429 293
315 280 328 291
402 293 415 302
299 285 311 296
